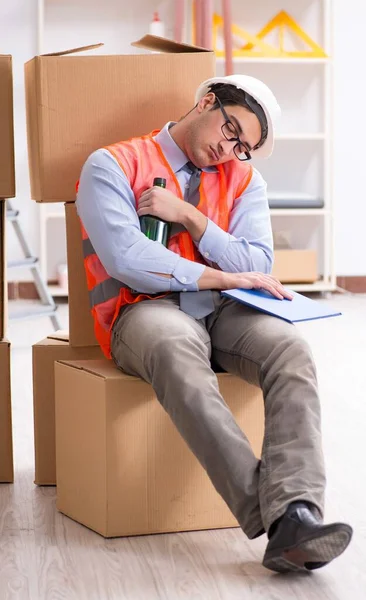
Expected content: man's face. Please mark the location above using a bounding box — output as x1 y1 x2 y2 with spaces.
185 93 262 169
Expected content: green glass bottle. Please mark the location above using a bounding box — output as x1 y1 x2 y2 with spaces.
139 177 171 247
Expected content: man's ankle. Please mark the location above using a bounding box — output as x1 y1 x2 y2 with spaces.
268 501 315 538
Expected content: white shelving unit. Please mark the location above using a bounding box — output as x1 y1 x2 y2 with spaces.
216 56 330 64
37 0 335 295
216 0 335 293
43 212 68 297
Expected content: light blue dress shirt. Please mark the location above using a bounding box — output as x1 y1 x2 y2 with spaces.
76 123 274 294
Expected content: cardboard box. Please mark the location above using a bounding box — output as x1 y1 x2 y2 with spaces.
32 333 104 485
25 37 215 202
65 202 97 347
0 340 13 483
0 56 15 199
55 359 264 537
272 249 318 283
0 201 7 339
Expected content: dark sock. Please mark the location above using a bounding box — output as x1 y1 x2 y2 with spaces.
268 515 282 539
268 501 313 539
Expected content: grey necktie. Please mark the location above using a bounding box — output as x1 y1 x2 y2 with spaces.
176 161 216 320
170 161 201 236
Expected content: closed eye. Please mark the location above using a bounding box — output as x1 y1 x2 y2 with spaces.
230 115 252 152
225 121 238 137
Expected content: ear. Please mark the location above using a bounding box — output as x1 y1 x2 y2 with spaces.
196 92 216 114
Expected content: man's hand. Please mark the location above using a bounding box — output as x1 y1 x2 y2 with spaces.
138 187 189 224
223 271 293 300
198 267 293 300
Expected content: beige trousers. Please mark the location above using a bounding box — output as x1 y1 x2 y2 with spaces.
111 293 326 539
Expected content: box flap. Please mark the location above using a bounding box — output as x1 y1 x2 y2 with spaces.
41 43 104 57
132 34 211 54
47 330 69 342
35 37 210 60
57 359 138 381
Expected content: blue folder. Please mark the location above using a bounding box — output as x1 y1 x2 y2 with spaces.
221 288 342 323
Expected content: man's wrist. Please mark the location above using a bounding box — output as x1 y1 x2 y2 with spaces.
219 270 233 290
181 204 207 242
197 266 230 290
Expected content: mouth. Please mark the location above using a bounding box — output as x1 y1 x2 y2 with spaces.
209 146 220 162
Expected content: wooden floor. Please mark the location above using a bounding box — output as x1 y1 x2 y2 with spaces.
1 294 366 600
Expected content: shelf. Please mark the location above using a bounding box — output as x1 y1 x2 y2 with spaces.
270 209 328 216
48 284 68 297
287 281 336 293
275 133 326 141
216 57 330 65
44 212 65 220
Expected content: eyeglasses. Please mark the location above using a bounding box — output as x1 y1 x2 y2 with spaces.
215 97 252 162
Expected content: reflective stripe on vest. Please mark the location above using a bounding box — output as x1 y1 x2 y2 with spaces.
82 237 95 258
89 277 125 307
82 237 127 306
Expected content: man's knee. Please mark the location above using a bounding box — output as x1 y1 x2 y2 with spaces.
261 323 316 381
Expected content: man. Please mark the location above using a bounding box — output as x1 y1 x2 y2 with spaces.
76 75 352 573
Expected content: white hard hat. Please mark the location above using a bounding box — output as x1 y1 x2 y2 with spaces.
195 75 281 158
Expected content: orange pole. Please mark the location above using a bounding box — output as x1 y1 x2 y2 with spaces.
192 0 196 45
195 0 203 46
174 0 185 43
222 0 233 75
201 0 213 49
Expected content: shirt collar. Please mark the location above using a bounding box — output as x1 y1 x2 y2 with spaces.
153 123 218 174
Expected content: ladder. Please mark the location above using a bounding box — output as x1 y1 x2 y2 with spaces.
7 201 61 330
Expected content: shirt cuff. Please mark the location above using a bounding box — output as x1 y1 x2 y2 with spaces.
170 257 206 292
197 218 230 264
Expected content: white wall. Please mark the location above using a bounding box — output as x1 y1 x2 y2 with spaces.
1 0 365 278
332 1 366 275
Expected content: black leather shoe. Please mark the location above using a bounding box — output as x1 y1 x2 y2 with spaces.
263 502 353 573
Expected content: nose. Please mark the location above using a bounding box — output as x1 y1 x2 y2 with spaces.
219 139 235 157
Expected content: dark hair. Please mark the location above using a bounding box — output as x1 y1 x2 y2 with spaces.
208 83 268 149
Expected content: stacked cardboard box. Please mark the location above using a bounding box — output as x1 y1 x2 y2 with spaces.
273 250 318 283
0 202 13 483
55 360 264 537
0 55 15 483
0 55 15 200
25 37 265 535
32 333 103 485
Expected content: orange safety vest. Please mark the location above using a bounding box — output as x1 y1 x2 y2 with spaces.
79 130 253 358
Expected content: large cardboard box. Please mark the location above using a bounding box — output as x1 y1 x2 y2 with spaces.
272 249 318 283
65 202 97 347
0 56 15 199
55 359 264 537
0 201 7 339
25 37 215 203
32 333 104 485
0 340 13 483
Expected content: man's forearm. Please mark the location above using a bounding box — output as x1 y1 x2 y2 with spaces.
181 204 208 243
